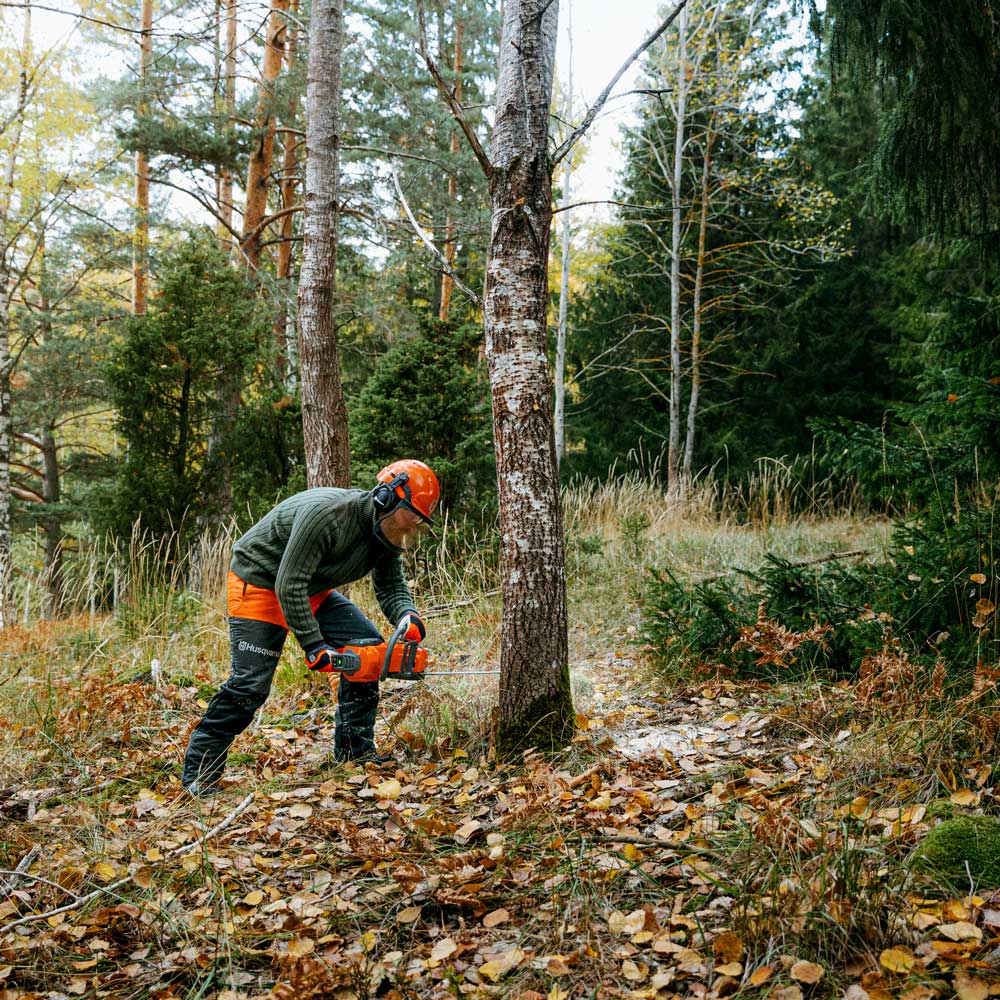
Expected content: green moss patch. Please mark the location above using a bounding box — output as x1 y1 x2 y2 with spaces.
912 816 1000 891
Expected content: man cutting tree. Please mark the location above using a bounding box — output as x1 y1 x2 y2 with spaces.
181 459 439 796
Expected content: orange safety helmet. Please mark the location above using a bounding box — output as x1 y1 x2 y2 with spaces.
375 459 440 523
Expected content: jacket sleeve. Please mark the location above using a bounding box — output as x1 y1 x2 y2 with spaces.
274 506 336 649
372 552 416 626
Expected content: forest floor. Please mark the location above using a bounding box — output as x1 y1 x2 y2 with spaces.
2 512 1000 999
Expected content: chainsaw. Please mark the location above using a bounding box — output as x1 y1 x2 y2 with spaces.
330 614 498 683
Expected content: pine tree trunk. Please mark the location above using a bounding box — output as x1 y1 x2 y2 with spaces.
439 11 464 322
487 0 573 756
242 0 290 268
554 0 574 466
667 3 687 492
683 133 711 484
273 0 300 382
297 0 350 487
133 0 153 315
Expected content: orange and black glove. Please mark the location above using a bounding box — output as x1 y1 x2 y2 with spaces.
305 642 361 675
403 611 426 642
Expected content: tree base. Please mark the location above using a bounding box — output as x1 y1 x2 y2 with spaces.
496 694 575 759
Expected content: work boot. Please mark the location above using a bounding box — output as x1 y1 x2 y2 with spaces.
183 779 220 798
333 676 381 760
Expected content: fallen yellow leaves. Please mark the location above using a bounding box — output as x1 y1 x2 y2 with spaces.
936 920 983 942
749 963 775 986
374 777 402 799
396 906 421 924
429 937 457 962
790 959 824 983
953 971 992 1000
880 947 916 973
478 947 525 981
482 907 509 927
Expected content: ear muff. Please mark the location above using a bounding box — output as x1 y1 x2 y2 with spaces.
373 472 410 515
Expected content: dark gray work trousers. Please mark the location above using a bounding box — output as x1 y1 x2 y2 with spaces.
181 591 382 789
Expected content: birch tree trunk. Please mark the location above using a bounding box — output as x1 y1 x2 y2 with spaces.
0 3 31 626
438 11 463 323
554 0 574 466
132 0 153 315
683 132 711 483
0 294 12 627
219 0 237 246
241 0 290 268
486 0 573 754
297 0 350 487
667 3 688 492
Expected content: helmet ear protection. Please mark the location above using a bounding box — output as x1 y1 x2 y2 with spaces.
373 471 410 515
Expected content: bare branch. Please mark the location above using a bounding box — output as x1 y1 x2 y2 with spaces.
416 2 493 179
0 1 210 40
553 0 689 165
2 793 255 932
552 199 660 215
341 145 455 174
240 204 302 249
390 160 481 308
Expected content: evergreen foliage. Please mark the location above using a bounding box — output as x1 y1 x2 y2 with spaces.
814 241 1000 509
641 496 999 681
822 0 1000 234
348 321 493 516
99 235 287 539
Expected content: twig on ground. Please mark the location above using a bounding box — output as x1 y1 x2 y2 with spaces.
1 793 254 933
591 834 723 857
0 846 39 898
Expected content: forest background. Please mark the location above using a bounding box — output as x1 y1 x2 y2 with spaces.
1 0 994 617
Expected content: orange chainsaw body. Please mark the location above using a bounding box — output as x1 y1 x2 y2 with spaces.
336 639 428 683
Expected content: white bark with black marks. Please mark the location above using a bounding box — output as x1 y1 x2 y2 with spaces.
486 0 574 752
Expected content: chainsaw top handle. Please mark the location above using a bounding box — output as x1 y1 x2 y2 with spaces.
381 614 418 681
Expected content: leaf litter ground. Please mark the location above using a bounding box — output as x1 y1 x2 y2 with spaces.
2 620 1000 999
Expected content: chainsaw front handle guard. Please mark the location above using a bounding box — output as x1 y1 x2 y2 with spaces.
380 614 425 682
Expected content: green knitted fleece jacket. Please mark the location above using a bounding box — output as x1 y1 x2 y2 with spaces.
229 488 415 650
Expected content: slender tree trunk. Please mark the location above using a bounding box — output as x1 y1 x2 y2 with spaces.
0 4 30 626
0 318 11 627
683 132 711 483
242 0 290 268
486 0 573 755
35 242 64 616
40 424 64 618
554 0 574 466
273 0 300 381
219 0 237 246
133 0 153 315
667 3 687 492
439 11 464 322
213 0 226 251
297 0 350 487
